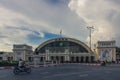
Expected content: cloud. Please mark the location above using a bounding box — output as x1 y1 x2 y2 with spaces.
0 1 68 51
69 0 120 46
2 0 120 51
0 6 48 51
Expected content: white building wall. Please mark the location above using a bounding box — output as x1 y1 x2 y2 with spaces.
95 40 116 61
0 52 14 61
13 44 33 61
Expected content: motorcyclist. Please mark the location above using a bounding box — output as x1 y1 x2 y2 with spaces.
18 59 26 70
13 59 31 75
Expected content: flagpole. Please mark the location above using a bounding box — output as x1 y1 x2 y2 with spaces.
60 29 62 37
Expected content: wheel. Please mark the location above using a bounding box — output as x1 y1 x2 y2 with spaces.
26 68 31 73
13 69 20 75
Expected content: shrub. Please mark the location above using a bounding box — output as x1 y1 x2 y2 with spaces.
0 61 18 67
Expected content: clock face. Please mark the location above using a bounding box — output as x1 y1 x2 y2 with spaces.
60 42 63 46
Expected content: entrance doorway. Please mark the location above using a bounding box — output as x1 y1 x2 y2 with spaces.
60 56 64 63
81 56 84 63
70 57 74 63
85 56 89 63
76 57 79 63
91 56 94 62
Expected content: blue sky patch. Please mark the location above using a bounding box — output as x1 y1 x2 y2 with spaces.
27 32 60 45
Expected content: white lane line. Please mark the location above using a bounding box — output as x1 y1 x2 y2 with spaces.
79 74 88 77
43 71 91 79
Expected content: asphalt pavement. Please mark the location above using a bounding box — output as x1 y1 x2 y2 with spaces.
0 64 120 80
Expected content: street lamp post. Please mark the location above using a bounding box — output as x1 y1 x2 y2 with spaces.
87 26 94 51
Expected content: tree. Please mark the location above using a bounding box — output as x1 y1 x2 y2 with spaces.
116 47 120 63
116 47 120 54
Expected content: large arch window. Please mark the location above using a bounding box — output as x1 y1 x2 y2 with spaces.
38 41 88 53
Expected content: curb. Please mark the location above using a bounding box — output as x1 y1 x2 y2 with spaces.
0 64 58 70
30 64 58 68
82 63 101 66
1 63 120 70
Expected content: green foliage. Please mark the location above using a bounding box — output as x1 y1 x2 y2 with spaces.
116 47 120 54
0 61 18 67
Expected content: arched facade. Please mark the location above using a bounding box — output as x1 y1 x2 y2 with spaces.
36 37 95 63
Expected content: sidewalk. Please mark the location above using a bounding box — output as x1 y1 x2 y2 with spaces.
82 63 101 66
1 63 120 70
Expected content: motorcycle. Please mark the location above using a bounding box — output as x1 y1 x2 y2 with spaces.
13 65 31 75
101 61 106 66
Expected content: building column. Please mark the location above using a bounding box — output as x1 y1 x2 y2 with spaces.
79 57 81 62
112 48 116 61
65 49 70 62
83 56 86 63
65 55 70 62
73 57 76 62
45 54 50 61
45 49 50 61
89 56 91 63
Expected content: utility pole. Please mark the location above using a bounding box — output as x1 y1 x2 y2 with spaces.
87 26 94 50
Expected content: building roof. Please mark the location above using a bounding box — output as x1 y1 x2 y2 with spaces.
35 37 93 54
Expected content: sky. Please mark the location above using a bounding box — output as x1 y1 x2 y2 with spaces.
0 0 120 51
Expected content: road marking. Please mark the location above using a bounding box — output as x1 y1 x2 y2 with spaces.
79 74 88 77
43 67 120 79
105 71 111 74
41 72 49 74
43 71 91 79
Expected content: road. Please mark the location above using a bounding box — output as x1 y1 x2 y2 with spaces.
0 64 120 80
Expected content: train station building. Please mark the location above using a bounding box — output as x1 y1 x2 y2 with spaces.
35 37 96 63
